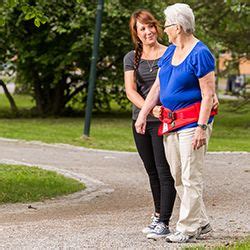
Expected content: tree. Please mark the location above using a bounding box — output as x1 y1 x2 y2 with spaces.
0 0 249 115
0 0 166 115
193 0 249 87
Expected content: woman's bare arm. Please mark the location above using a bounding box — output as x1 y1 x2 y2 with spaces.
193 71 215 150
135 72 161 134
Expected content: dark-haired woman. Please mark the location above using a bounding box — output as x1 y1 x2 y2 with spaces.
123 10 176 239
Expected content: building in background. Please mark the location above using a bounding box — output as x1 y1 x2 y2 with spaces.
218 53 249 95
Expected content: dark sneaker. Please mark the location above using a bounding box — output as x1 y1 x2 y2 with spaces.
200 223 212 235
166 231 197 243
142 214 160 234
147 222 171 239
197 223 213 239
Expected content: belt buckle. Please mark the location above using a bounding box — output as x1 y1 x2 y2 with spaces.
168 112 174 120
168 111 175 128
168 111 175 123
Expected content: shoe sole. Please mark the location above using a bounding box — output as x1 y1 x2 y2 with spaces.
166 235 197 243
147 234 169 240
166 237 196 243
142 229 154 234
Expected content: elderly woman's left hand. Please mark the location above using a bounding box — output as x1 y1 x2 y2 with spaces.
192 127 207 150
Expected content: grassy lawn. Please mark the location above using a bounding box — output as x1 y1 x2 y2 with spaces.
0 116 135 151
183 236 250 250
0 164 85 203
0 94 34 117
0 94 249 152
209 99 250 151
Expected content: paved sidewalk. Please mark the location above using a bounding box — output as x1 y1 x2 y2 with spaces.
0 138 249 249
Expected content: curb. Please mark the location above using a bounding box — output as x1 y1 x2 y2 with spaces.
0 137 249 155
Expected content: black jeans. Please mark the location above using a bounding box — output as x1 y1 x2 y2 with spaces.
132 120 176 224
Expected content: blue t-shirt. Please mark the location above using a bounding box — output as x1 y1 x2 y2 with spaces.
158 41 215 130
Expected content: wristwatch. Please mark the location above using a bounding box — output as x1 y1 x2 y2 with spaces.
197 123 208 130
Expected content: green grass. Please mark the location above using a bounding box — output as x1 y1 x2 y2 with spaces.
0 94 249 152
0 116 135 151
0 164 85 203
182 236 250 249
209 100 250 151
0 94 34 115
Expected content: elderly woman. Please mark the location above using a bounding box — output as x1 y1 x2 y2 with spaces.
135 3 218 243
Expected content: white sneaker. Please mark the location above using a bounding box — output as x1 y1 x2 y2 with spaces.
142 214 160 234
147 222 170 239
166 231 197 243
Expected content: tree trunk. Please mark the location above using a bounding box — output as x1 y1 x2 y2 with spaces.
33 78 45 115
0 80 18 114
51 76 67 115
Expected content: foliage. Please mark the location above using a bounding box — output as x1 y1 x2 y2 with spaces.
0 0 249 115
193 0 250 96
194 0 249 58
0 0 48 27
0 164 85 203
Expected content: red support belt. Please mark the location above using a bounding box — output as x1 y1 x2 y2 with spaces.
158 102 218 136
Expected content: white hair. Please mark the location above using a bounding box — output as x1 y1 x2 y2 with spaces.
164 3 195 34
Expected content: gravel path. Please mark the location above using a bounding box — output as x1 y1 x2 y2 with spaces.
0 138 249 249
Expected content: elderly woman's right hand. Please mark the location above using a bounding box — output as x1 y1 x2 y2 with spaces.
135 113 147 134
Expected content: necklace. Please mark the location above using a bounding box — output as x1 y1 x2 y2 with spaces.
146 59 156 72
144 48 159 73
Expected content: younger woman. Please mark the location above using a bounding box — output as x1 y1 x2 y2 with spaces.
123 10 176 239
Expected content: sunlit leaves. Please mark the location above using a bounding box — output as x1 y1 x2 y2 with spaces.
20 4 48 27
6 0 18 8
0 0 80 27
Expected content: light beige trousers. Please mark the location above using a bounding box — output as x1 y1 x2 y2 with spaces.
163 124 212 235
